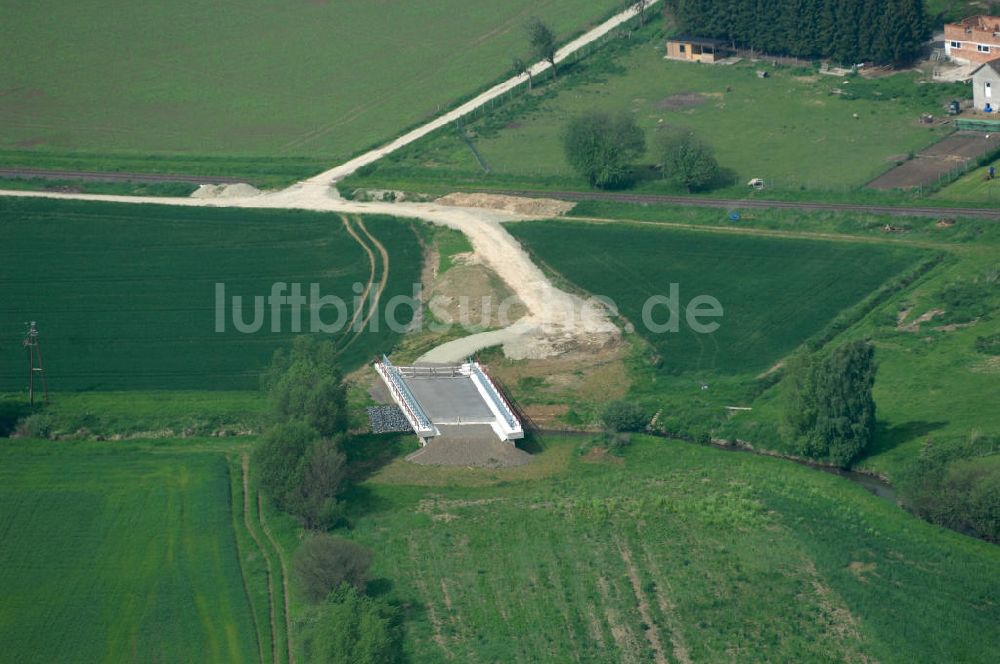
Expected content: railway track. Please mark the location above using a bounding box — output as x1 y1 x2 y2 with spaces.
491 189 1000 220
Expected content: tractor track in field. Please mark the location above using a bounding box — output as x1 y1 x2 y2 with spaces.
488 189 1000 220
241 453 279 664
258 492 295 664
336 214 390 354
338 214 378 341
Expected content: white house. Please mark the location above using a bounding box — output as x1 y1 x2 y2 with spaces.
972 59 1000 112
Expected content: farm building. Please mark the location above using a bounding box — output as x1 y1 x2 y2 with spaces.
972 59 1000 112
665 36 729 64
944 15 1000 65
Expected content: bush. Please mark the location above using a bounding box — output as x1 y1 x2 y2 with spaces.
897 436 1000 542
601 401 647 432
974 333 1000 355
14 411 54 439
294 534 374 603
301 585 401 664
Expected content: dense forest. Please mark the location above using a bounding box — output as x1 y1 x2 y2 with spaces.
668 0 930 65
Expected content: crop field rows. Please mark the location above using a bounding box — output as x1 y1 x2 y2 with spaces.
0 0 622 176
352 437 1000 662
0 199 422 390
507 220 924 375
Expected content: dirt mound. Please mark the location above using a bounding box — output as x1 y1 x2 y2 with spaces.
430 264 527 329
435 192 574 217
656 92 707 109
407 426 533 467
190 183 262 199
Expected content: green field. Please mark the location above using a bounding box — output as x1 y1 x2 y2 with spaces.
0 438 258 663
507 219 924 375
345 435 1000 662
932 157 1000 204
0 0 621 179
346 23 966 197
0 198 422 390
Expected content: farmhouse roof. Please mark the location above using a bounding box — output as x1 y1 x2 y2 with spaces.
971 59 1000 78
667 35 729 47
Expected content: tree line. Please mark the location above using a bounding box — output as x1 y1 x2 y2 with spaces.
254 336 402 663
668 0 930 65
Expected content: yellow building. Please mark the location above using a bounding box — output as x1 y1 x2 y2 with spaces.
665 36 729 64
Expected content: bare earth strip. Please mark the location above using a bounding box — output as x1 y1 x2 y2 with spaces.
641 548 693 664
618 541 668 664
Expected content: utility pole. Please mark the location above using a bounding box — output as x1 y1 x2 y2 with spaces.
23 321 48 405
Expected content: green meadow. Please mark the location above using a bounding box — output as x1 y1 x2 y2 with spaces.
345 23 966 197
344 435 1000 662
0 0 621 182
0 198 423 391
0 439 258 663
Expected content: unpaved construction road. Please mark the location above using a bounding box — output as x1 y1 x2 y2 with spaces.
0 185 620 362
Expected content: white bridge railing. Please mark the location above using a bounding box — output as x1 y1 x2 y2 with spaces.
374 355 437 439
468 363 523 441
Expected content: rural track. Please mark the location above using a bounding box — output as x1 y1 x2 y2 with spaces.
258 492 295 664
0 167 247 185
338 214 378 342
489 189 1000 220
241 454 280 664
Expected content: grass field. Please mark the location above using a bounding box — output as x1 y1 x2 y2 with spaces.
932 157 1000 204
343 435 1000 662
0 198 423 390
507 219 924 375
345 22 967 197
0 0 622 180
0 438 258 663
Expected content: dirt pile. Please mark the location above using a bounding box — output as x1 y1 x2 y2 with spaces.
435 192 574 217
190 183 262 199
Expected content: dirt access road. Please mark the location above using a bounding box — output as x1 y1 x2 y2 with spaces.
0 4 659 362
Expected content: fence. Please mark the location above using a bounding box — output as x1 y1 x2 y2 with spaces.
956 118 1000 132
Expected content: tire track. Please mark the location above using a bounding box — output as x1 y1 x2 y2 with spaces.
241 453 279 664
258 492 295 664
337 214 377 348
338 215 390 353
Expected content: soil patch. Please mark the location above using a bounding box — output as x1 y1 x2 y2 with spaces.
436 192 574 217
656 92 707 110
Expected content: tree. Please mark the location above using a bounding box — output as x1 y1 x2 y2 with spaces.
291 437 348 530
254 420 317 513
658 129 720 192
294 534 374 603
783 340 878 467
512 57 532 90
563 111 646 188
628 0 649 27
263 335 347 437
527 18 558 79
302 586 401 664
602 401 648 432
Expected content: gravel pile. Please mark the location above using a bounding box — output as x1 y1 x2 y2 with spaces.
367 405 412 434
407 425 533 468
